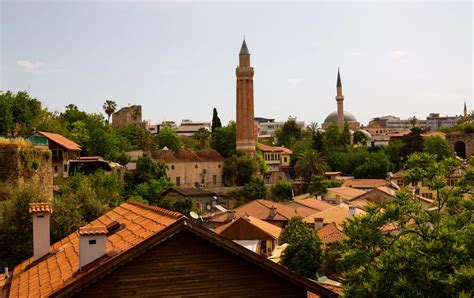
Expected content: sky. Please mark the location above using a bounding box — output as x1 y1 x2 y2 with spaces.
1 0 473 126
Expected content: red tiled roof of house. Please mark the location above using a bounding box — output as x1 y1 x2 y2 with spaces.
292 198 334 212
342 179 387 189
258 143 293 154
327 187 366 199
77 226 108 236
37 131 81 151
215 215 282 240
208 199 312 223
304 204 365 225
8 200 183 298
28 203 52 214
316 222 347 245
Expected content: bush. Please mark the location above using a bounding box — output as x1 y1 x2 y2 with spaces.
271 180 293 201
241 178 267 200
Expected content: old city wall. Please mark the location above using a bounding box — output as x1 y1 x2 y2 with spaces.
446 133 474 159
0 145 53 200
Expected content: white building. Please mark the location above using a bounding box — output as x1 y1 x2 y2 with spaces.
258 117 305 138
176 120 211 137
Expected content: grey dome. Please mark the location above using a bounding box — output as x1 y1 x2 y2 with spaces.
323 111 357 124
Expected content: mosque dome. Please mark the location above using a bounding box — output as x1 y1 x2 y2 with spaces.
323 111 358 124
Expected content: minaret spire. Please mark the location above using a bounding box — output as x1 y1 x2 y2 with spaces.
335 68 345 130
464 102 468 122
239 37 250 55
337 67 342 87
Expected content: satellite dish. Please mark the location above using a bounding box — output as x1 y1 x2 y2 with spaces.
189 211 199 220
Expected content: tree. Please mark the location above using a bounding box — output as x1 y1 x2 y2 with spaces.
210 122 236 158
424 136 452 161
280 217 323 278
154 126 182 151
102 100 117 124
312 129 324 152
271 180 293 201
385 139 405 171
323 122 345 154
339 188 473 297
340 122 351 146
400 127 424 158
352 150 392 179
275 119 302 148
353 130 369 146
223 150 258 186
211 108 222 132
295 149 328 191
241 178 267 200
0 91 42 135
308 175 342 196
194 127 211 150
135 156 169 184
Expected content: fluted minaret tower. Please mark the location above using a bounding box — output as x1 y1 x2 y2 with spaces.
336 68 345 130
236 39 256 157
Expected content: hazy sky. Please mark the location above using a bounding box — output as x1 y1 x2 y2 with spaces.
1 1 472 126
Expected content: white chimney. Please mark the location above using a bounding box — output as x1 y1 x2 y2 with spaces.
78 226 108 268
314 218 324 230
29 203 52 260
348 206 356 219
269 206 277 217
335 195 341 205
226 210 236 221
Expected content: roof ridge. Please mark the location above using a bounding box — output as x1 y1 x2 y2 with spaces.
126 199 184 219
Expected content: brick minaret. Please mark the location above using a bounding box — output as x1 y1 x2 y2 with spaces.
336 68 345 130
236 39 256 157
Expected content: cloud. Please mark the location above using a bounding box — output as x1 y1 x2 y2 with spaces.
17 59 43 73
390 50 407 59
287 78 303 86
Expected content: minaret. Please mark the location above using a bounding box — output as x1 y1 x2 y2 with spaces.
336 68 345 129
236 38 256 157
464 102 468 122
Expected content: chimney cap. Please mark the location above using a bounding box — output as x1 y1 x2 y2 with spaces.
29 203 52 214
78 226 108 236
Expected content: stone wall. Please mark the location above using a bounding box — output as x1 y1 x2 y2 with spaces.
112 105 142 128
446 133 474 159
0 145 53 200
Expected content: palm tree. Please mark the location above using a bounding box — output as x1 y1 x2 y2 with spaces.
102 100 117 124
295 149 328 191
194 127 211 150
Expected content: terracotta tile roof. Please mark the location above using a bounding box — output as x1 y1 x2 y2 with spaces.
376 186 397 196
215 215 282 240
291 198 334 212
28 203 52 214
316 223 347 245
37 131 81 151
207 199 313 223
304 204 365 225
152 148 224 163
8 200 183 298
258 143 293 154
326 187 366 199
342 179 387 189
77 226 108 236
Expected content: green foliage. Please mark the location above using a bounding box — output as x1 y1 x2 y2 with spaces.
43 149 52 160
308 175 342 195
320 241 345 276
210 122 236 158
132 177 174 203
135 156 168 183
0 183 47 269
275 119 302 148
211 108 222 132
423 136 452 161
102 100 117 124
194 127 211 150
352 150 392 179
328 147 392 179
353 130 369 146
312 129 324 152
20 149 42 173
154 126 182 151
159 197 193 215
400 127 424 158
241 178 267 200
0 91 42 135
223 150 258 186
271 180 293 201
280 217 323 278
256 150 268 174
323 122 347 154
295 149 328 190
385 139 405 171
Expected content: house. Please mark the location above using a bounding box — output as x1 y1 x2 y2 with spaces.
215 215 282 256
285 197 334 214
176 119 211 137
342 178 387 190
323 187 366 204
160 187 235 212
1 200 338 298
37 131 81 182
204 199 317 229
315 222 347 248
348 186 397 209
258 143 292 172
304 204 365 226
67 156 123 176
152 148 224 188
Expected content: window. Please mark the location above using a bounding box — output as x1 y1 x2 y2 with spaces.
54 166 58 173
194 182 199 188
283 157 288 163
89 239 96 245
171 165 175 170
195 164 198 169
64 164 67 172
218 164 221 168
176 177 181 186
213 175 217 184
